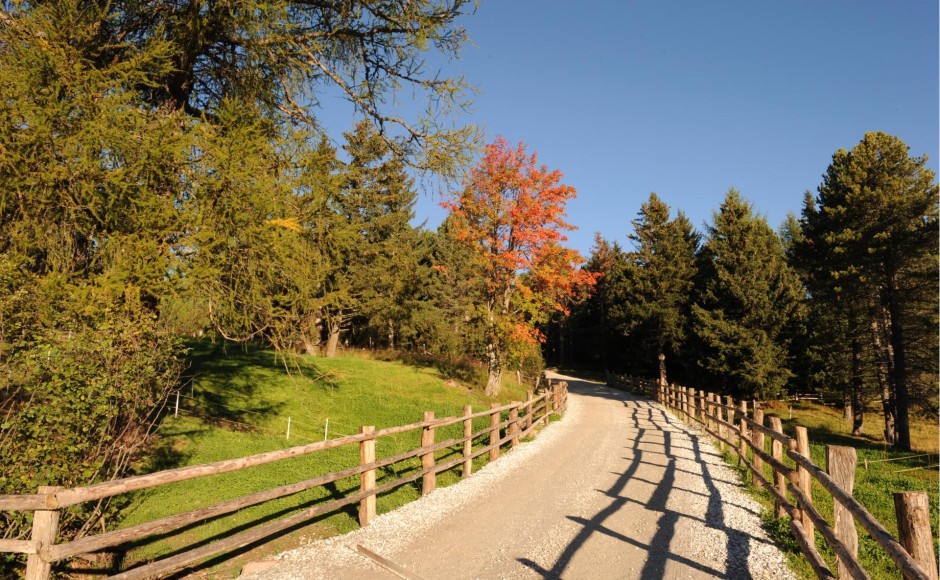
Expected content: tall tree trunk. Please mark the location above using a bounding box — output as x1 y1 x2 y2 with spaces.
485 341 502 397
885 276 912 451
388 321 395 350
301 312 321 355
325 316 342 358
849 330 864 435
870 311 896 445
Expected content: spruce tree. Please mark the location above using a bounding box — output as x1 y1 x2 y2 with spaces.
616 193 699 382
692 189 803 399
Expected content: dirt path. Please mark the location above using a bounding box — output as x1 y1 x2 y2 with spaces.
244 374 794 579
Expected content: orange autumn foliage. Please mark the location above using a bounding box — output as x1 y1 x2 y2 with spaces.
442 136 596 351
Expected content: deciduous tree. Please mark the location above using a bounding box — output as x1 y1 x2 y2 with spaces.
443 138 595 396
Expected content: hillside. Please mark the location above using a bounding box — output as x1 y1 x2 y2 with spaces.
112 343 532 576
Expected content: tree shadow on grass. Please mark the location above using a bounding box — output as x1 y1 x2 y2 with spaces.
177 339 338 429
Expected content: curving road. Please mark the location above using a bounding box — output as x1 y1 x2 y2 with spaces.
244 374 794 579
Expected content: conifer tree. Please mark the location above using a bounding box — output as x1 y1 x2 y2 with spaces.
616 194 699 382
320 121 419 356
692 189 803 399
800 132 938 450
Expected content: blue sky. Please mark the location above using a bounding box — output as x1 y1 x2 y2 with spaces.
325 1 939 256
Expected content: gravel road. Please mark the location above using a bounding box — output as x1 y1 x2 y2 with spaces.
242 374 795 579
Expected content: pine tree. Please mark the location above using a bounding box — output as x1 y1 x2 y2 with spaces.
800 132 938 450
692 189 804 399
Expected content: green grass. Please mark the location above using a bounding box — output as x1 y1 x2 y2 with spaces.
728 400 938 579
103 342 537 578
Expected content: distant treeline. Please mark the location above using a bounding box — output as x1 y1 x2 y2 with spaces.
549 132 937 453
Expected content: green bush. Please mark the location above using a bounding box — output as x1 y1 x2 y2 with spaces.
0 266 182 545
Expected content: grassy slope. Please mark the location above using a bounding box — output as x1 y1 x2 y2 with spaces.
728 400 938 579
114 343 532 577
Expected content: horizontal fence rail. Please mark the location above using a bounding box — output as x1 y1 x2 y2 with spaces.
2 383 569 580
608 375 937 580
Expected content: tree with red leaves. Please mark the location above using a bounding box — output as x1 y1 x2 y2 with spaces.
442 138 596 396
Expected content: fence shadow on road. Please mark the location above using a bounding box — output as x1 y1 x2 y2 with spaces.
518 381 770 579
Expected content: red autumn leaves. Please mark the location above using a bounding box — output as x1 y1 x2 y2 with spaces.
442 137 596 392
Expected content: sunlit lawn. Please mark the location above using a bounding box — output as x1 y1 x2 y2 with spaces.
105 343 534 578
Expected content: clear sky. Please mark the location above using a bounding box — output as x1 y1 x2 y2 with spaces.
326 1 939 256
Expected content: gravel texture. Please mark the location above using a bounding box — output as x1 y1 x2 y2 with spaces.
241 375 796 579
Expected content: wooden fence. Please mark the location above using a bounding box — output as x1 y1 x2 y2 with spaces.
610 375 937 580
0 383 569 580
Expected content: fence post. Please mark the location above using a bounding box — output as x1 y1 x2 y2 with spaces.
546 387 554 418
358 426 376 526
769 416 787 518
795 425 815 541
489 403 500 461
894 491 939 580
24 486 62 580
462 405 473 479
525 390 534 430
827 445 858 580
738 400 748 467
725 396 735 446
705 392 713 432
752 407 765 486
714 394 725 451
421 411 436 495
509 402 520 447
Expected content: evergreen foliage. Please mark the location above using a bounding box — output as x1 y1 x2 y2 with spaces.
691 189 804 399
612 194 699 381
799 132 938 450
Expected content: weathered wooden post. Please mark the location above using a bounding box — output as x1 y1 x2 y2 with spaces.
525 390 534 430
769 416 787 518
715 394 726 451
725 396 735 446
894 491 939 580
752 407 765 486
509 402 520 447
706 392 714 432
358 426 376 526
489 403 500 461
827 445 858 580
421 411 436 495
738 400 748 467
795 425 815 541
25 486 63 580
546 386 554 418
462 405 473 479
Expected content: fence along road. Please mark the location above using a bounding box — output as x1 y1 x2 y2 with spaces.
247 373 793 580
